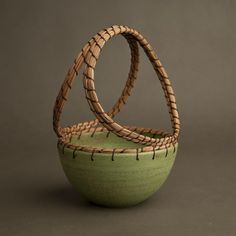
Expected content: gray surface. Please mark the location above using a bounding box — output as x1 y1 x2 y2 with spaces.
1 0 236 235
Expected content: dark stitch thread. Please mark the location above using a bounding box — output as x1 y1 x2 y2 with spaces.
62 144 66 154
116 128 125 136
83 73 94 80
77 131 82 140
83 59 94 69
173 144 176 153
111 149 116 161
97 32 107 42
172 115 180 120
118 25 123 32
90 110 105 115
86 87 96 92
120 148 126 153
66 80 72 89
152 148 156 160
106 131 110 138
116 133 123 138
141 41 149 47
92 37 102 50
91 150 95 161
136 148 139 161
73 148 77 159
116 105 121 113
85 96 99 103
121 96 126 105
111 25 117 30
173 121 181 126
165 147 168 157
88 48 99 61
62 94 67 101
104 28 112 38
73 66 78 76
87 125 92 133
124 130 134 139
103 119 115 125
91 127 97 137
124 25 129 32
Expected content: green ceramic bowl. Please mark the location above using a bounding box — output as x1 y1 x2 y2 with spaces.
58 131 178 207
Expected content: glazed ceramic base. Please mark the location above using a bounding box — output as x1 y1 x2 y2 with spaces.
58 131 178 207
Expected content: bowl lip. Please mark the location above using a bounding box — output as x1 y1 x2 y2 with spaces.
58 142 178 160
57 125 178 155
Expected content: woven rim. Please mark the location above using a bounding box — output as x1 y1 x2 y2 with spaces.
58 126 177 158
53 25 180 154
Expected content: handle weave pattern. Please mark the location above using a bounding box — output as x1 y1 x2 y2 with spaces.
53 25 180 153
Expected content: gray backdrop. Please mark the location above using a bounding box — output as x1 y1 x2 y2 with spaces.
1 0 236 235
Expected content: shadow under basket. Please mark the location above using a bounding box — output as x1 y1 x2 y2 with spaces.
58 129 178 207
53 25 181 208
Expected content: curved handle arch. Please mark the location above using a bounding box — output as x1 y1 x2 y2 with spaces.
53 29 140 137
83 25 180 147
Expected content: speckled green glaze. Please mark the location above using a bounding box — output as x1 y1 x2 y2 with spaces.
58 131 178 207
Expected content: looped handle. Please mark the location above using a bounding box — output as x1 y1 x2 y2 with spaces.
83 25 180 147
53 25 180 149
53 27 139 138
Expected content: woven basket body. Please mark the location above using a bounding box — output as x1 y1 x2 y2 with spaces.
53 25 181 207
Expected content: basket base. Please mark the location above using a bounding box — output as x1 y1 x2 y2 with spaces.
88 197 150 208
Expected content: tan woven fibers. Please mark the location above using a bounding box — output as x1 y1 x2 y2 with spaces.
53 25 180 154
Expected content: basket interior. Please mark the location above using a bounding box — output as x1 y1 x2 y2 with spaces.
69 131 163 149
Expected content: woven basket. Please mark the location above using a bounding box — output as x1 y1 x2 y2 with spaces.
53 25 180 207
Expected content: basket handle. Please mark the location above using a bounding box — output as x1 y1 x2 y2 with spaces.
83 25 180 147
53 28 140 137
